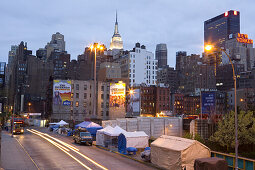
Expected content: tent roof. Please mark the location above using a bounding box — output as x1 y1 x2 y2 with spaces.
104 125 126 136
86 122 102 128
122 131 149 138
98 126 114 132
56 120 69 125
152 135 206 151
75 121 102 129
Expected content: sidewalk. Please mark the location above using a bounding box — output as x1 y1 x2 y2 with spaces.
1 131 37 170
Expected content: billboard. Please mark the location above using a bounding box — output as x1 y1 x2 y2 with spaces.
109 82 126 108
53 80 71 106
127 89 140 116
202 91 216 114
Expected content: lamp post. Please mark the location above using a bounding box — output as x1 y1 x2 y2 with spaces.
89 43 105 117
205 45 238 170
129 89 134 117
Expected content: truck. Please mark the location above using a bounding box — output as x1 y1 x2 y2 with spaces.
73 127 93 145
11 118 24 134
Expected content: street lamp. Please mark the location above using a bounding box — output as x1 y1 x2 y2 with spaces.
89 43 105 117
28 102 32 113
205 45 238 170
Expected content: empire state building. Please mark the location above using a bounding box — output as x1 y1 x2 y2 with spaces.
109 12 123 50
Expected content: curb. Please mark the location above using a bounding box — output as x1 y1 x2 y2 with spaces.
94 144 161 169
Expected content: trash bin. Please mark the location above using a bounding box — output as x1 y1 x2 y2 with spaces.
194 157 228 170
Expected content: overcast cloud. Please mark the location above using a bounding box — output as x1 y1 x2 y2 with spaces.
0 0 254 67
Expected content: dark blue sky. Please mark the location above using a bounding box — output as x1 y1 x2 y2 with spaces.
0 0 254 67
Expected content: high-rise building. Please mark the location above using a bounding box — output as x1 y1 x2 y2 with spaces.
157 66 177 93
0 62 6 88
155 43 167 68
204 10 240 48
8 45 18 65
116 43 157 87
109 12 123 50
45 32 66 58
224 33 255 71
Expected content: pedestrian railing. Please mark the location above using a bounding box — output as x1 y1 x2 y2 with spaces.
211 151 255 170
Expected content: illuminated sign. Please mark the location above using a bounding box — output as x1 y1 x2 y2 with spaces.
53 80 71 106
236 33 253 44
224 11 228 17
110 82 126 108
234 11 238 15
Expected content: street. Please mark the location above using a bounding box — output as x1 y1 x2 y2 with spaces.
1 128 157 170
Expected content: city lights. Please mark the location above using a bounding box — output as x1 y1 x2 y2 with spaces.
204 45 213 51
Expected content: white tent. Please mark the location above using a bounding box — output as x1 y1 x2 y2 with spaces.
96 126 114 146
104 125 127 136
151 135 210 170
56 120 69 126
119 131 149 148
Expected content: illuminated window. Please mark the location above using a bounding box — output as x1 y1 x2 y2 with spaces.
75 101 79 107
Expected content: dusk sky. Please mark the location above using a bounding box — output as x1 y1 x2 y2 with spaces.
1 0 254 67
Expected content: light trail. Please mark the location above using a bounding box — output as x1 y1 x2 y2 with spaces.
31 129 79 152
27 129 92 170
27 130 70 152
30 129 108 170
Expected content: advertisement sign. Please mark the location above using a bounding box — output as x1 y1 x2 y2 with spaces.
127 89 140 115
53 80 71 106
110 82 126 108
202 92 216 114
236 33 253 44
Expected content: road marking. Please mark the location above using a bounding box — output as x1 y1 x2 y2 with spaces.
27 129 92 170
30 129 108 170
15 138 40 170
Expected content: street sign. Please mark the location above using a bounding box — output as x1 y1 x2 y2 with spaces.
202 92 216 114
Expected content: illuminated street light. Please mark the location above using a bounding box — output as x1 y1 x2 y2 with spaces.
205 45 213 51
89 43 105 117
205 45 238 170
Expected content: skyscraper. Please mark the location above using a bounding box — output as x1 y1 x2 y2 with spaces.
109 12 123 50
45 32 66 58
155 43 167 68
204 10 240 48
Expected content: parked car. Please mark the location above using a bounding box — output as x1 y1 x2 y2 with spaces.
73 128 93 145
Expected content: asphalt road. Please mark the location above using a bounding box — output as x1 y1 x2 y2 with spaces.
2 128 157 170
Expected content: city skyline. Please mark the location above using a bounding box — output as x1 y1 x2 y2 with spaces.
0 0 254 67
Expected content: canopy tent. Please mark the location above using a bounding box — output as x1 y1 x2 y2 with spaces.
96 126 127 147
96 126 114 146
75 121 103 135
118 131 149 154
104 125 126 136
151 135 210 170
56 120 69 125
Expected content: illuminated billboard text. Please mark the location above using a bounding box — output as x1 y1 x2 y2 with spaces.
236 33 253 44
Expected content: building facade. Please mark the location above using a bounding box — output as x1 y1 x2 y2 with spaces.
157 66 177 93
224 33 255 71
116 43 157 87
204 10 240 48
155 43 167 68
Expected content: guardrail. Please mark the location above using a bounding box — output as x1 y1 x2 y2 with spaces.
211 151 255 170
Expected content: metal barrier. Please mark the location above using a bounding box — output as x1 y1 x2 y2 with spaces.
211 151 255 170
